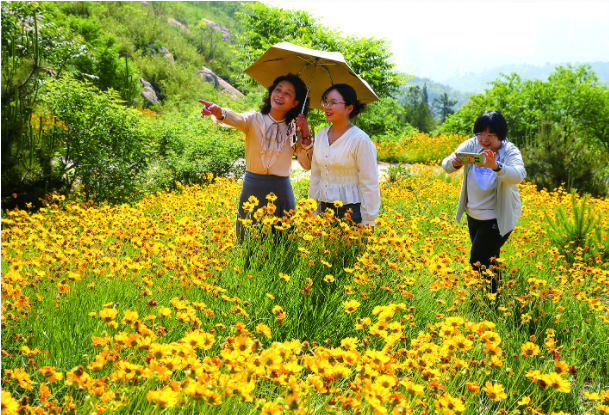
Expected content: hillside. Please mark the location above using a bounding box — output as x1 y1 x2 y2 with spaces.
441 61 609 93
403 76 471 112
43 1 249 107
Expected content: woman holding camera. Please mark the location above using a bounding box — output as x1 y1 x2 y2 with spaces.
199 74 313 241
442 110 526 292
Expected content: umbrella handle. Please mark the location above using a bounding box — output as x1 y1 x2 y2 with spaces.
301 61 318 114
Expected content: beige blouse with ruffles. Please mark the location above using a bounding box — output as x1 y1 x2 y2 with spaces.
213 109 313 176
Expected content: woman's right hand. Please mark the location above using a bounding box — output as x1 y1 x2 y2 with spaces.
451 153 463 168
198 100 224 120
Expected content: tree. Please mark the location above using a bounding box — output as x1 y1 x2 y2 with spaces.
1 2 86 207
440 65 609 149
432 92 458 123
400 86 435 133
235 3 404 98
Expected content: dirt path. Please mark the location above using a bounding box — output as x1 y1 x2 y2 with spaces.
290 160 418 179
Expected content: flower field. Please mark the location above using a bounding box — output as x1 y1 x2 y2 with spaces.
2 168 609 415
375 133 468 164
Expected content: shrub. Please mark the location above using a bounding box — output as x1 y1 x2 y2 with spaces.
45 76 148 204
522 122 609 197
544 192 609 265
139 105 245 192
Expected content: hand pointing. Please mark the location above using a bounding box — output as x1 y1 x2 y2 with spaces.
198 100 224 120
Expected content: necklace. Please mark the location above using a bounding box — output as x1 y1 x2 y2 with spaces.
328 124 353 145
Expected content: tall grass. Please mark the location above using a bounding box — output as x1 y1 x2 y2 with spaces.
1 170 608 414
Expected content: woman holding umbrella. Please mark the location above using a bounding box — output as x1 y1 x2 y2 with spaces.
199 74 314 241
306 84 381 227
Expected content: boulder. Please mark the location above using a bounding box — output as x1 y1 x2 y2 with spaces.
167 17 190 33
197 66 244 98
159 46 174 63
140 78 158 105
201 18 230 42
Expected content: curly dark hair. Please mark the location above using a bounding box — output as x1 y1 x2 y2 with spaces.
260 74 310 124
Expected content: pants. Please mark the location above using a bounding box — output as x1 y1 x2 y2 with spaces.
319 202 362 225
467 215 512 292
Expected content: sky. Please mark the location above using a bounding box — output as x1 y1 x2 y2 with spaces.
266 1 609 82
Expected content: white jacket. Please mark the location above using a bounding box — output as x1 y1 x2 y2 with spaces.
441 137 527 236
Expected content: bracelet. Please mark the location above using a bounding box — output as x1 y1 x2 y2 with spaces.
302 134 313 140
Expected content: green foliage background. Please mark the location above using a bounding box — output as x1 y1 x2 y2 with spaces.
2 1 609 209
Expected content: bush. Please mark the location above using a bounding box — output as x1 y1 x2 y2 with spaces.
544 192 609 264
522 122 609 197
139 105 245 192
45 76 148 204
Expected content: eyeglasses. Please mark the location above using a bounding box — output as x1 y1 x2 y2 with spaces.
475 133 498 140
321 100 346 108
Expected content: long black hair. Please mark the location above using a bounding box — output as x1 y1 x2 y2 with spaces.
473 110 508 141
260 74 309 124
322 83 366 119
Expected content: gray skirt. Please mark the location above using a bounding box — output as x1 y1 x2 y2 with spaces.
236 171 295 242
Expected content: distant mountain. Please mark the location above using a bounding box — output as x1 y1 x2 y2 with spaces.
400 76 472 114
440 62 609 93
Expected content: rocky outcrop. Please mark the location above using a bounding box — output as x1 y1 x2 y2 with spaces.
140 78 158 105
197 66 244 98
159 46 174 63
167 17 190 33
201 18 230 42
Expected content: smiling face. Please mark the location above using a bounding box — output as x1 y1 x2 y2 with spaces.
270 81 299 116
477 128 503 152
323 89 353 124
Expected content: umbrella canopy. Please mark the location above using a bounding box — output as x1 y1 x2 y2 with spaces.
244 42 379 111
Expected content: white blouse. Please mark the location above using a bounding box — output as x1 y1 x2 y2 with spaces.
308 125 381 226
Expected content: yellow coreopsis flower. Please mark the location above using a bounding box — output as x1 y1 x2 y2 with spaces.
98 307 118 321
521 342 540 357
147 386 180 408
256 323 272 338
483 381 507 401
543 372 571 393
1 390 19 415
342 299 361 314
323 274 335 283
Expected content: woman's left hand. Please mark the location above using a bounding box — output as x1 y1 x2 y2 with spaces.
295 114 310 137
481 150 499 170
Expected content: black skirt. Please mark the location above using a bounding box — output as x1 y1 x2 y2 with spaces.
236 171 295 242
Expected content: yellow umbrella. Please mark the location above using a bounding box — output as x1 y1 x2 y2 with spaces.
244 42 379 112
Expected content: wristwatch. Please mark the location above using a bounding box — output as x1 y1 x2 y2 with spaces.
493 162 503 172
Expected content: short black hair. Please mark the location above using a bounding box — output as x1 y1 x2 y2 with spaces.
473 110 508 141
260 74 309 124
322 84 366 119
